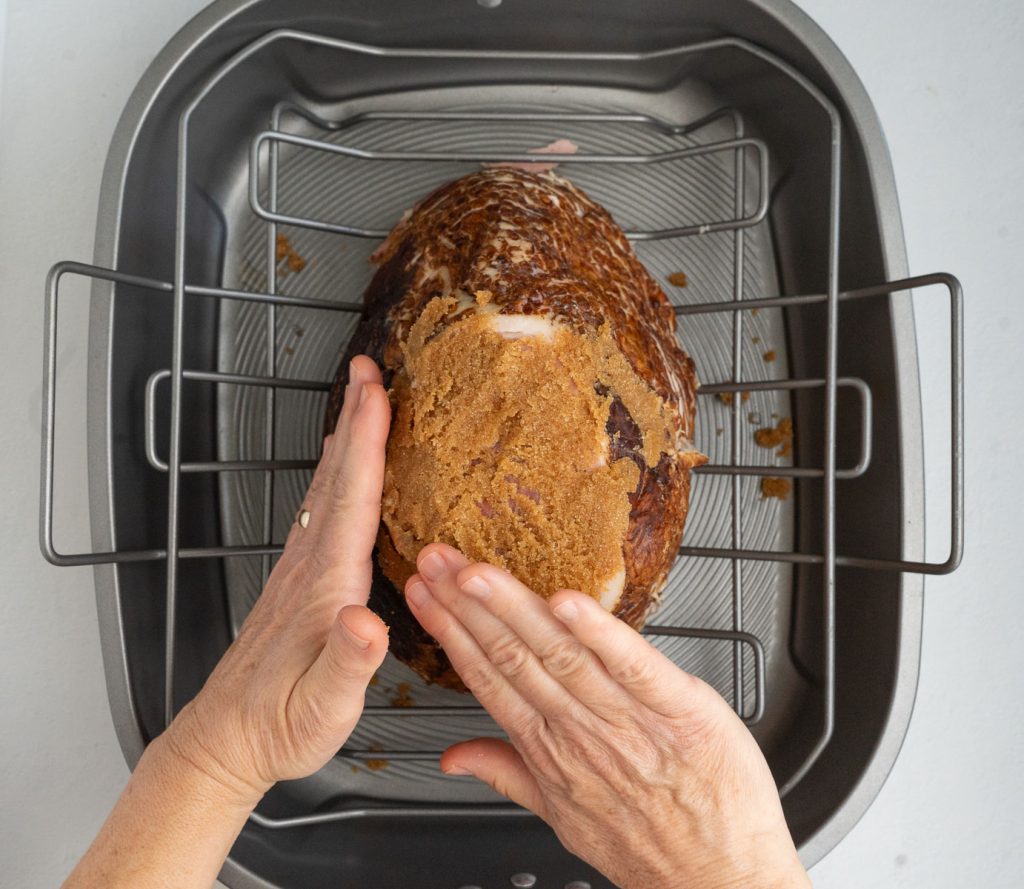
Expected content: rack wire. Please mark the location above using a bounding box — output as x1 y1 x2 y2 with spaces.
40 31 963 827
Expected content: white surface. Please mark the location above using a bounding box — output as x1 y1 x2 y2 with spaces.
0 1 1021 887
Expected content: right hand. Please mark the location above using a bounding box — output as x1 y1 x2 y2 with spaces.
405 544 811 889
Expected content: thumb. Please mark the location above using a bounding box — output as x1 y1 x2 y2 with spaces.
296 605 389 736
440 738 547 817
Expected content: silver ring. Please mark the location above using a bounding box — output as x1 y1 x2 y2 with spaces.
296 509 311 529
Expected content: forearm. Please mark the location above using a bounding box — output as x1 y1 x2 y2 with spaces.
63 732 263 889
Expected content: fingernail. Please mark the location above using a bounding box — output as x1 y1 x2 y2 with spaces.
339 613 371 649
443 765 473 776
419 551 446 582
553 600 579 622
406 580 431 609
460 576 491 599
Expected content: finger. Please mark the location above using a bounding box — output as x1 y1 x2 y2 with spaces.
453 561 638 721
299 356 383 527
404 573 539 735
548 590 710 718
292 604 389 739
440 738 547 816
317 381 391 561
416 545 580 719
331 355 383 442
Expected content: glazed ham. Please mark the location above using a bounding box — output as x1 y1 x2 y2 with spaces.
324 168 705 690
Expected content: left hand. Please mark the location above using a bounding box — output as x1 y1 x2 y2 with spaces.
161 355 392 802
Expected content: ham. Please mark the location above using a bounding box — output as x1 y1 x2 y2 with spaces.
324 168 705 690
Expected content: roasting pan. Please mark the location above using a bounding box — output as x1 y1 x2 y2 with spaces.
40 1 964 886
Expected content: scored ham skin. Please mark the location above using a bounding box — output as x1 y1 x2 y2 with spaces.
324 168 705 690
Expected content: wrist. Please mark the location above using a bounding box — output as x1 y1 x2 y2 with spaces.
628 838 808 889
683 849 810 889
152 704 270 813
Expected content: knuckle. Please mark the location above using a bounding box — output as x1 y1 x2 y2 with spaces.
330 470 372 514
458 658 502 698
669 701 720 747
540 638 590 680
304 475 324 502
569 728 657 798
306 465 339 505
489 634 535 680
329 472 355 508
579 736 619 776
613 651 659 688
619 728 669 778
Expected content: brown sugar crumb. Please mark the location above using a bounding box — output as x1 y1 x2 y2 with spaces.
751 335 761 345
275 233 306 274
667 272 688 287
717 391 750 406
283 345 294 356
390 682 415 708
362 743 390 771
294 326 305 337
715 427 724 436
474 289 494 306
763 349 777 363
350 764 360 774
754 417 794 455
761 477 791 500
751 307 761 316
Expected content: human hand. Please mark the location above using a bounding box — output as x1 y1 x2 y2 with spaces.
162 355 392 804
404 544 810 889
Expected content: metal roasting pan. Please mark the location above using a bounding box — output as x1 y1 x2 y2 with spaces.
39 0 964 886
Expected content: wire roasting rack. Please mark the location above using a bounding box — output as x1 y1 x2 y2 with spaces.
40 30 963 830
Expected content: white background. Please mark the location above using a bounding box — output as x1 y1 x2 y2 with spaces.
1 1 1021 887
